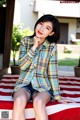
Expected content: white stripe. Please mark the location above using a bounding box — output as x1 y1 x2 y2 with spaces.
46 103 80 115
59 77 80 80
62 97 80 102
60 90 80 94
0 88 13 92
0 103 80 119
59 80 80 85
1 79 17 82
60 85 80 88
3 75 19 77
0 96 13 101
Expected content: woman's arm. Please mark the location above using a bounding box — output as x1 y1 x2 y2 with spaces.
18 38 36 71
48 44 61 101
19 36 41 71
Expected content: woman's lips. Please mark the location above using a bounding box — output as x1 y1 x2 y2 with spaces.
37 30 42 35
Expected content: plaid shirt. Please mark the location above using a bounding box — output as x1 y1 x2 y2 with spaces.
13 36 61 100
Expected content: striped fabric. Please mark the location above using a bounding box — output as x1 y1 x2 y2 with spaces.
0 75 80 120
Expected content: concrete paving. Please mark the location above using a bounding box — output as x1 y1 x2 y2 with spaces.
8 66 74 76
58 66 74 76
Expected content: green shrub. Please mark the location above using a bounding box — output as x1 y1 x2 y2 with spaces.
11 24 33 65
0 0 6 7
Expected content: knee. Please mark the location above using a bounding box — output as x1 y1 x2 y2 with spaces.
33 96 44 109
14 96 23 106
14 95 27 108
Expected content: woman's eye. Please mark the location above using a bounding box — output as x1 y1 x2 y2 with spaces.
39 22 43 25
46 27 50 30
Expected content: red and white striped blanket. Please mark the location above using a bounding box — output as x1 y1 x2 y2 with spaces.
0 75 80 120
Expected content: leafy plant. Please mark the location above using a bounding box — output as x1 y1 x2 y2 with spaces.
11 24 33 66
0 0 6 7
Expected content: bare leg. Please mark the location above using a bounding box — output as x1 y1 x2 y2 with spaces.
33 91 51 120
12 88 30 120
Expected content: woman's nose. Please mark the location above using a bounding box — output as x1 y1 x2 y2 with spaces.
40 26 45 31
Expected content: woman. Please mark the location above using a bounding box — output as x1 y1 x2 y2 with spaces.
12 14 70 120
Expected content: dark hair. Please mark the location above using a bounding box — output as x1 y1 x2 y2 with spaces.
31 14 60 43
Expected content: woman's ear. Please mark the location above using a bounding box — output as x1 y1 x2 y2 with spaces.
49 32 54 36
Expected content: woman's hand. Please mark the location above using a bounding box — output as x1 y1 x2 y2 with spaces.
57 97 76 104
32 36 40 52
34 36 41 48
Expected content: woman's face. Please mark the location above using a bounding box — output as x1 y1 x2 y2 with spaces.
35 21 54 40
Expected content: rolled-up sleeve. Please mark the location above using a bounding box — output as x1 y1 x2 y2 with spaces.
18 39 36 71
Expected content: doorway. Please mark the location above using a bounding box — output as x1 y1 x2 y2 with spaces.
58 23 68 44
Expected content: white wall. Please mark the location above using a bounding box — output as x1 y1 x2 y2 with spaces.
34 1 80 18
14 0 37 30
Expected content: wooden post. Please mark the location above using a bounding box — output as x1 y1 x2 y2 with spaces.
3 0 15 68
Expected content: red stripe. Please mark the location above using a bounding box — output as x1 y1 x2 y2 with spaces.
2 77 19 79
61 93 80 98
60 87 80 91
60 82 80 86
49 108 80 120
0 100 58 109
0 86 14 89
0 101 35 109
0 92 11 96
59 77 80 80
1 81 16 84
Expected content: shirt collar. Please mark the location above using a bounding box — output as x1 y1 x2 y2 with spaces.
40 39 49 49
